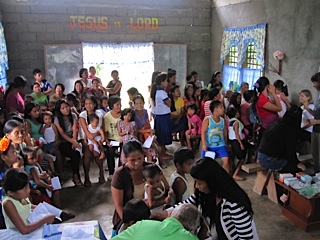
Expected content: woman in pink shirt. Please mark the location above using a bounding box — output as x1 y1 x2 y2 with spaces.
5 76 27 116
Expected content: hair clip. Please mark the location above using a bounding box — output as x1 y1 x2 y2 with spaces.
0 137 11 153
254 82 260 88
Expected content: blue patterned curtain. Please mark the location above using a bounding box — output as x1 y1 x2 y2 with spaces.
220 23 266 70
0 22 8 87
223 65 261 91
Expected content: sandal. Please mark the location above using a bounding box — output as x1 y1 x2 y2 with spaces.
99 176 106 183
233 176 245 181
72 179 83 187
84 180 92 187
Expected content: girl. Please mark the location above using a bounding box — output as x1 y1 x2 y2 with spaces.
105 70 122 97
79 68 91 89
252 77 282 140
226 108 247 181
228 92 241 113
4 75 27 116
22 147 61 206
49 83 65 103
166 69 177 93
143 164 171 212
299 90 314 153
133 94 158 163
54 99 82 186
72 80 86 109
183 84 196 108
150 73 172 160
30 82 48 106
66 93 80 118
185 104 202 150
127 87 139 109
104 95 122 181
274 80 291 117
1 168 55 234
99 96 110 114
169 147 195 204
208 71 223 92
194 86 201 111
204 88 220 118
24 102 43 141
169 85 187 146
79 95 106 186
118 108 137 165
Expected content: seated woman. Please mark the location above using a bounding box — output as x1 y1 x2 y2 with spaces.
49 84 65 103
258 105 306 173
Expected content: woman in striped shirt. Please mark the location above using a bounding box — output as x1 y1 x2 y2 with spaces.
166 158 259 240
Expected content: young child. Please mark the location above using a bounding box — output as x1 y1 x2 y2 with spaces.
100 96 110 114
33 68 52 96
127 87 139 109
118 199 150 233
87 113 105 160
201 100 230 173
21 147 61 208
30 82 48 106
118 108 137 165
183 84 196 109
169 147 195 204
143 164 171 212
40 111 59 155
226 108 247 181
274 80 291 117
185 104 202 150
199 89 209 120
204 88 221 118
66 93 80 118
2 168 75 234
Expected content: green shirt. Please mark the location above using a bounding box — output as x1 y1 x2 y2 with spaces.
113 218 198 240
31 92 48 105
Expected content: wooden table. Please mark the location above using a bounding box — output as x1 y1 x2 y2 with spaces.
275 180 320 231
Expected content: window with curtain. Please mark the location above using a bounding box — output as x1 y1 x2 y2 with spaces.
82 42 154 107
0 22 8 88
220 24 266 91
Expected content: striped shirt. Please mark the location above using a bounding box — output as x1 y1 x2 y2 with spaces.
171 194 259 240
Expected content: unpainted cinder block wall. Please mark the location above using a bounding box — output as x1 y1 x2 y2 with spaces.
1 0 212 84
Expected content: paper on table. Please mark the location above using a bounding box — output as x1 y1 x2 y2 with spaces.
205 151 216 159
110 141 120 147
61 225 96 240
142 136 154 149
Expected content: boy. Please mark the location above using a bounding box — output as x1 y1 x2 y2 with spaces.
33 69 52 95
169 147 195 204
201 100 229 173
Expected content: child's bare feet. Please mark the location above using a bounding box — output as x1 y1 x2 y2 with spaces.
99 151 105 160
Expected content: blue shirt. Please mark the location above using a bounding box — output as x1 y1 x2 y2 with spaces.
206 116 225 147
40 79 52 92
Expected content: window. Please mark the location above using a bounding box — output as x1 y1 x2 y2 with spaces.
246 43 260 69
223 43 262 91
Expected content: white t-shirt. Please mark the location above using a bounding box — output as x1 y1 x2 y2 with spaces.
43 124 55 143
78 110 104 140
152 88 170 115
301 104 314 133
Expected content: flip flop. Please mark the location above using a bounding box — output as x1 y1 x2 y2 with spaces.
233 176 245 181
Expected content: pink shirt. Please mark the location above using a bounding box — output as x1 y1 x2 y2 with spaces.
187 114 202 134
6 91 25 114
240 102 250 126
204 100 212 117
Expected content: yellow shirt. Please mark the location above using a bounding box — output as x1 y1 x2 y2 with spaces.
104 111 121 142
171 97 184 117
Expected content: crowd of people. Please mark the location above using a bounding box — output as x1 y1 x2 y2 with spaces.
0 65 319 239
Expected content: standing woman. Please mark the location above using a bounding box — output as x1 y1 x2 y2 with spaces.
208 71 223 92
54 99 82 186
79 68 91 90
49 83 65 103
251 77 281 140
4 75 27 116
79 95 106 187
150 73 172 160
105 70 122 97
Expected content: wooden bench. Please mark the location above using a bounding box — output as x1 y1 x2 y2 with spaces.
241 154 313 204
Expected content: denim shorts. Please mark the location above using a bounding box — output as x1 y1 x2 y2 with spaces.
257 152 287 171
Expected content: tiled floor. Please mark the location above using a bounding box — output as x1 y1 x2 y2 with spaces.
60 143 320 240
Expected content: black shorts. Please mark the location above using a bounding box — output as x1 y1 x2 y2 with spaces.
230 139 247 160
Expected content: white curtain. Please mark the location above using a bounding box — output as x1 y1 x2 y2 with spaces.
82 42 154 106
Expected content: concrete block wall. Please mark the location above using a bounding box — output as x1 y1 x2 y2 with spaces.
211 0 320 103
1 0 212 85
